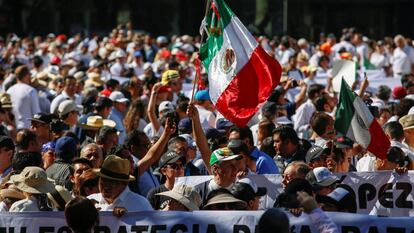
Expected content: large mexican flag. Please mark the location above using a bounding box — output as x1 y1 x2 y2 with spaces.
334 78 390 159
200 0 281 126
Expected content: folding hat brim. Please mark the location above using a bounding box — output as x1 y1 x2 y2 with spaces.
93 168 136 182
220 154 243 162
10 175 55 194
156 190 199 211
0 188 25 200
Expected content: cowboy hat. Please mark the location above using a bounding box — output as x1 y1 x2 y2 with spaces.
78 116 116 130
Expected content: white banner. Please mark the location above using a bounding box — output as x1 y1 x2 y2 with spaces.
2 211 414 233
176 171 414 216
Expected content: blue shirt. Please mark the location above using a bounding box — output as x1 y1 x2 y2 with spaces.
108 108 126 144
251 147 279 174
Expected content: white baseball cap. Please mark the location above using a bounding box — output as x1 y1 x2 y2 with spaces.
158 101 174 113
109 91 129 103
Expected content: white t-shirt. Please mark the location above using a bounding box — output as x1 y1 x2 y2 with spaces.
392 47 411 76
7 83 41 129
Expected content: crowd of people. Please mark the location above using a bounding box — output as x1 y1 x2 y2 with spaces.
0 23 414 232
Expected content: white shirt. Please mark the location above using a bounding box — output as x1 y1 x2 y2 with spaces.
292 99 315 139
0 201 8 211
275 48 294 66
9 197 40 212
392 47 411 75
195 105 216 129
356 153 376 172
88 186 153 211
332 41 356 57
129 61 144 77
110 62 128 77
370 52 389 68
50 91 82 114
7 83 41 129
143 123 164 139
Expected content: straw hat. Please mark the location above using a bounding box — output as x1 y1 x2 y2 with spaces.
156 184 201 211
93 155 135 182
0 93 12 109
78 116 116 130
85 72 104 88
47 185 74 210
10 166 55 194
0 184 25 200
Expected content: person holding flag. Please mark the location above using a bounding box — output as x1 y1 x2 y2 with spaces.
198 0 282 127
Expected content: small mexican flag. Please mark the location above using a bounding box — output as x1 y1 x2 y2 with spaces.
334 78 389 159
200 0 281 126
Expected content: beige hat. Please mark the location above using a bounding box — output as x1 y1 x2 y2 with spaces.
156 184 201 211
78 116 116 130
58 99 83 116
0 93 12 109
85 72 104 88
0 184 25 200
10 166 55 194
47 185 74 210
93 155 135 182
399 114 414 130
203 192 247 209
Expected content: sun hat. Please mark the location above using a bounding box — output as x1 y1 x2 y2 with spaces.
399 114 414 130
203 190 247 209
47 185 74 210
10 166 55 194
209 147 242 166
85 73 104 88
58 100 83 117
0 184 25 200
156 184 201 211
79 116 116 130
0 93 12 109
93 155 135 182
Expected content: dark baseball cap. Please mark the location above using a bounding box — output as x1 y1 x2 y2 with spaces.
30 113 54 125
316 185 357 213
159 151 185 168
231 178 267 202
305 146 324 163
93 96 113 108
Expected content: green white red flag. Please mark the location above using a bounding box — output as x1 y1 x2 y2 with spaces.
334 78 390 159
200 0 281 126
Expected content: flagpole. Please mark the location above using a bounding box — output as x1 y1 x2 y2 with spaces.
190 0 212 103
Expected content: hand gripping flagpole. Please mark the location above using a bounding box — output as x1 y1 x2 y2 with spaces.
190 0 212 103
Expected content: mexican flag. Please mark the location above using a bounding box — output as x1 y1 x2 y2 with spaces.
200 0 281 126
334 79 389 159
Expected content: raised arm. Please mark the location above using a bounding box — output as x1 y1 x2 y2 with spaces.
147 82 163 133
187 103 212 174
137 118 176 176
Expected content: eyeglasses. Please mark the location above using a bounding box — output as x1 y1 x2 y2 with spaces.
167 163 185 170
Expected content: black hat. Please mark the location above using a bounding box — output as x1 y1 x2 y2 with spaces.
231 178 267 202
94 96 113 108
276 179 313 208
158 151 185 168
305 146 324 163
316 185 357 213
205 127 222 140
29 113 54 125
0 136 14 151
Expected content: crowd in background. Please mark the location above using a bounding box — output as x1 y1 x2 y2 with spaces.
1 23 414 232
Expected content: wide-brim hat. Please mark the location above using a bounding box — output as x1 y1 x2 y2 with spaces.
203 192 247 209
156 185 201 211
85 73 104 87
0 93 12 109
0 185 26 200
93 155 135 182
78 116 116 130
399 114 414 130
10 166 55 194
